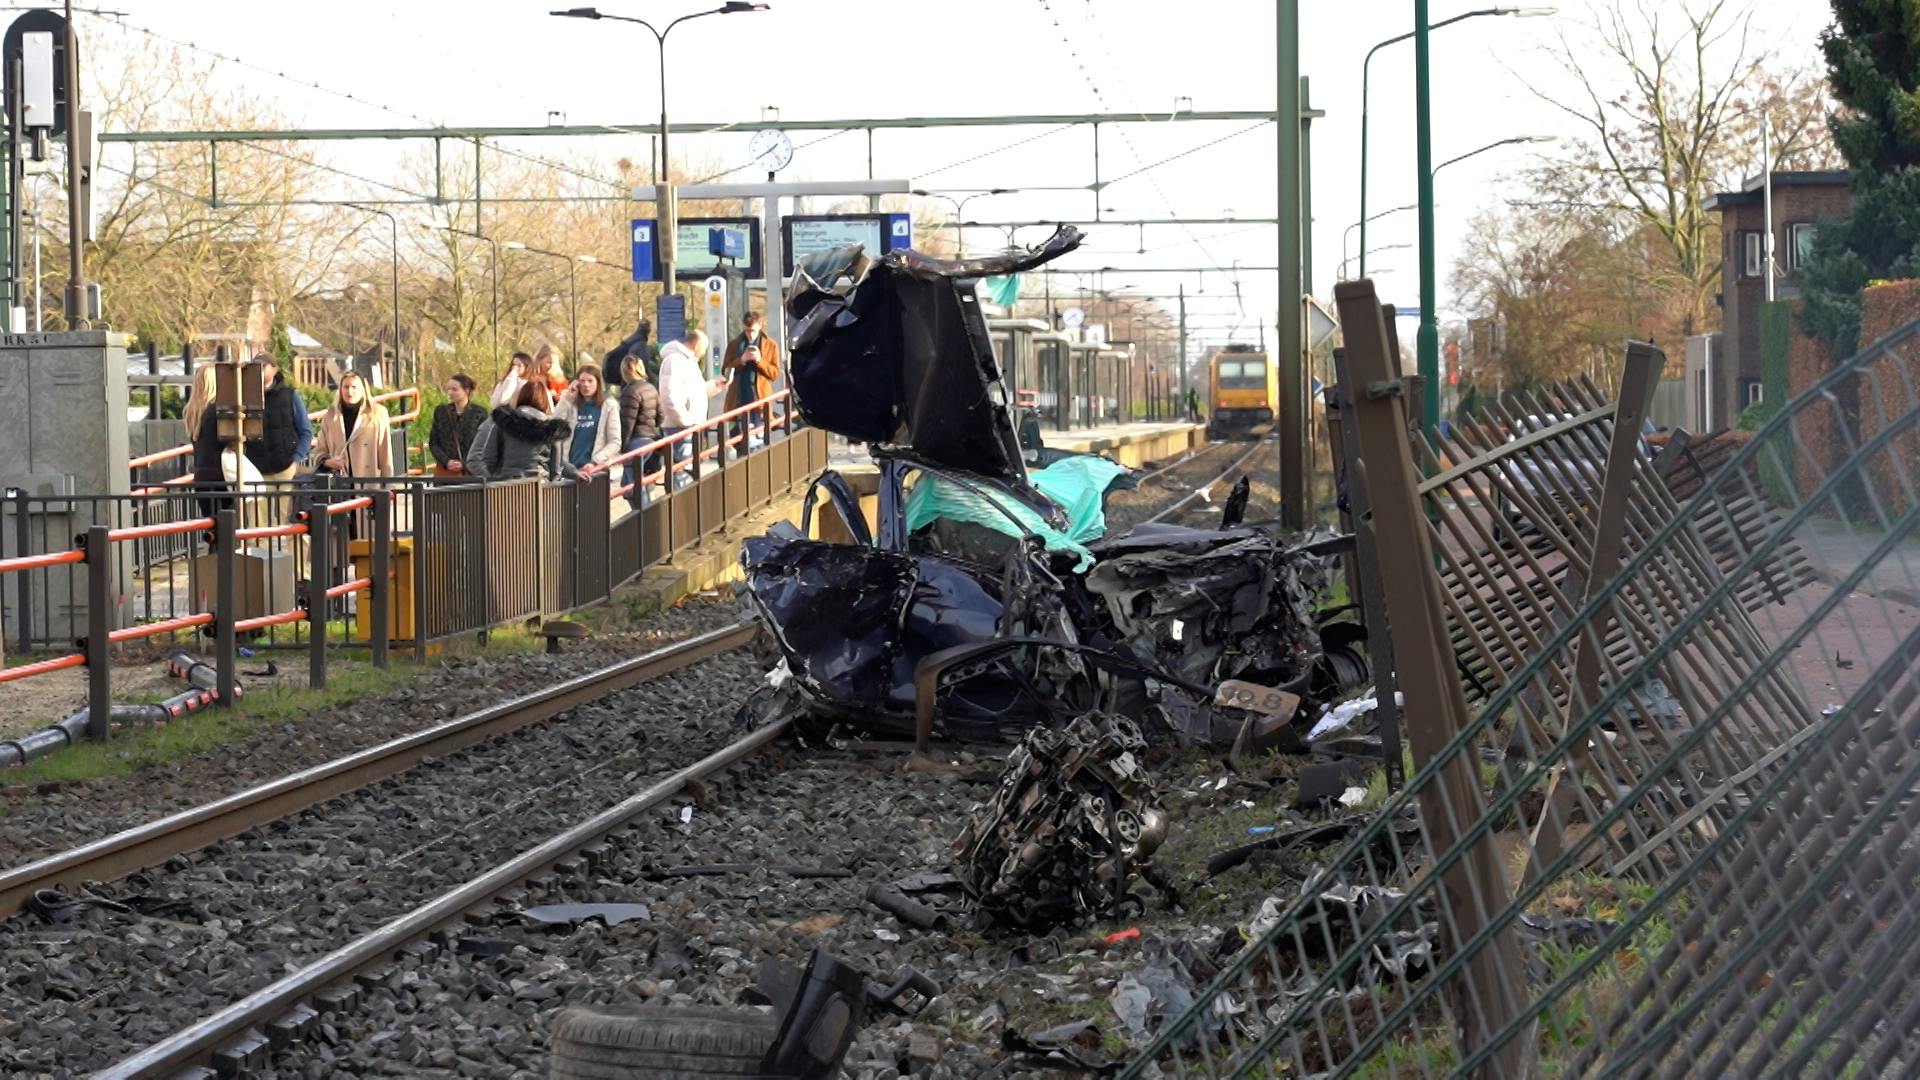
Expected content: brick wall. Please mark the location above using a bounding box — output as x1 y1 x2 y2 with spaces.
1855 281 1920 518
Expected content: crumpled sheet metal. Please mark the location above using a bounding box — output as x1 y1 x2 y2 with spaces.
953 712 1172 932
783 227 1083 483
738 534 1087 739
1083 523 1338 723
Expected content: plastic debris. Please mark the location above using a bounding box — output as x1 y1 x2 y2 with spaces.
517 903 652 927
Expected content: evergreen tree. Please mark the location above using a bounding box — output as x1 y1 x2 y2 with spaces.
1802 0 1920 355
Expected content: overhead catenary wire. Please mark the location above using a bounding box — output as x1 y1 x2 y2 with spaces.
1031 0 1234 282
84 13 635 195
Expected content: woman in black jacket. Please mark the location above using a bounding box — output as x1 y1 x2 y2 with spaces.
427 373 487 479
183 364 230 519
616 352 663 508
463 382 575 482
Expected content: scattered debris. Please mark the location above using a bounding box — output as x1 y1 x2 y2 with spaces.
515 902 653 927
953 712 1173 931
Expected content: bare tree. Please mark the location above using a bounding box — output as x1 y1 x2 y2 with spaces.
1526 0 1833 336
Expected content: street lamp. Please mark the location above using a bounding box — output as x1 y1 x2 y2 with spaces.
577 254 644 323
1432 134 1555 177
342 203 403 385
551 2 770 293
911 187 1014 257
419 221 500 368
503 241 579 359
1344 202 1417 280
1359 6 1554 281
1339 242 1412 281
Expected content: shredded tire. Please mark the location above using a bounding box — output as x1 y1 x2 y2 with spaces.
548 1004 779 1079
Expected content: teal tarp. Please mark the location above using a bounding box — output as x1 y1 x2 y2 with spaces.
904 455 1130 571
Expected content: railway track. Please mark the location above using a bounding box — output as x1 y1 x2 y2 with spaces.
1141 436 1278 526
0 624 773 1075
98 720 789 1078
0 621 755 919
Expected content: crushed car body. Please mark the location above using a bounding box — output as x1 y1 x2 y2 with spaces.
737 228 1365 750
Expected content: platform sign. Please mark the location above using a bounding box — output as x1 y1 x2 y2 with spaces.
781 213 914 277
702 277 728 376
657 294 687 350
630 219 657 282
674 217 761 280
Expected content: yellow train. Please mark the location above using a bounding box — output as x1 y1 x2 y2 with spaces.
1207 344 1278 438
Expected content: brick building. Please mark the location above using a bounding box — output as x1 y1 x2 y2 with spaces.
1692 171 1850 429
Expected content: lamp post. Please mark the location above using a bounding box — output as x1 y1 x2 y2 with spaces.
420 222 500 368
1359 6 1554 281
1340 242 1412 281
551 2 770 295
1344 202 1417 280
577 254 641 323
503 242 579 358
1432 134 1555 177
911 187 1014 257
343 203 403 384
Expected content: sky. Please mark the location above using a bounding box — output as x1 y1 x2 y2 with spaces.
66 0 1835 354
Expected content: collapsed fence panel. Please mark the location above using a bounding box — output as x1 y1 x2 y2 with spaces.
1126 289 1920 1078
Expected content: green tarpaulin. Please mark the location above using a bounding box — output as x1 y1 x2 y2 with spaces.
904 455 1130 571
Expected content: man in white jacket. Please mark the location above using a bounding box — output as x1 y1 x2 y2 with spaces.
655 330 727 488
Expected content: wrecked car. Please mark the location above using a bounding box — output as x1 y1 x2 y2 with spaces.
736 227 1366 752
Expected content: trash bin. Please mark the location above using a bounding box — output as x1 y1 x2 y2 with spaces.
348 537 414 642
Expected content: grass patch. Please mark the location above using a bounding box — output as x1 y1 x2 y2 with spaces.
1 661 413 793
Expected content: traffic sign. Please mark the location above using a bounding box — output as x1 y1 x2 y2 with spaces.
1304 296 1338 350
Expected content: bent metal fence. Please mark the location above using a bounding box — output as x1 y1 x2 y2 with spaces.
1125 281 1920 1078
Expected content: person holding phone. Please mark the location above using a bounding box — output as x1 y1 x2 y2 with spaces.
722 310 780 453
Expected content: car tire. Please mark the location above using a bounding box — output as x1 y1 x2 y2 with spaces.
549 1004 780 1079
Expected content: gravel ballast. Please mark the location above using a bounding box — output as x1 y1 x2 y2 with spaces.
0 598 745 870
0 646 763 1076
245 737 1338 1080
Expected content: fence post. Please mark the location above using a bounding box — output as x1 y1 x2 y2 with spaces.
10 488 30 655
214 509 237 707
1330 347 1404 790
307 498 330 689
147 341 161 420
1334 279 1532 1076
84 525 112 741
414 485 431 663
371 491 391 670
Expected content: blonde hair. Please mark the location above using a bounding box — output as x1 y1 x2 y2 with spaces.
621 353 646 383
335 370 367 405
182 364 221 435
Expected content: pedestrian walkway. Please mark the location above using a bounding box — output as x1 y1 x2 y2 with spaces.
1795 515 1920 607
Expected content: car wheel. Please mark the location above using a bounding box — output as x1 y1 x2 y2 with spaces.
549 1005 780 1079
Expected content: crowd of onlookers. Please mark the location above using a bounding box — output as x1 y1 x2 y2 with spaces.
185 311 785 515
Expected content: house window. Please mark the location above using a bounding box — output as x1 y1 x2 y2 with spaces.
1742 232 1764 279
1789 223 1817 271
1746 380 1764 406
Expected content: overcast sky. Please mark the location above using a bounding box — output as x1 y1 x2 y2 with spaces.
77 0 1831 349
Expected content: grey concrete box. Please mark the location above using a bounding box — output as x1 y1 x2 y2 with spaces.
0 331 138 645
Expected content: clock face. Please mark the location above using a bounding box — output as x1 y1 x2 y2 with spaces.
750 128 793 172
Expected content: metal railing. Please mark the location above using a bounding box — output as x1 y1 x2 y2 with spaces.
1127 281 1920 1078
5 389 823 763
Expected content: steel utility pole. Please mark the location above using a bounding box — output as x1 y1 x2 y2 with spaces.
1414 0 1439 432
1276 0 1305 529
61 0 85 328
1178 282 1188 411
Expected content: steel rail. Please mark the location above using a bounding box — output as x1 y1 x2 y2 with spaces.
0 621 755 917
98 715 790 1079
1143 436 1275 525
1129 439 1235 488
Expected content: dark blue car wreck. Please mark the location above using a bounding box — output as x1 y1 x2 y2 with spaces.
735 227 1365 755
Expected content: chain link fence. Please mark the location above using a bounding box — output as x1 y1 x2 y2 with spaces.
1122 284 1920 1078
